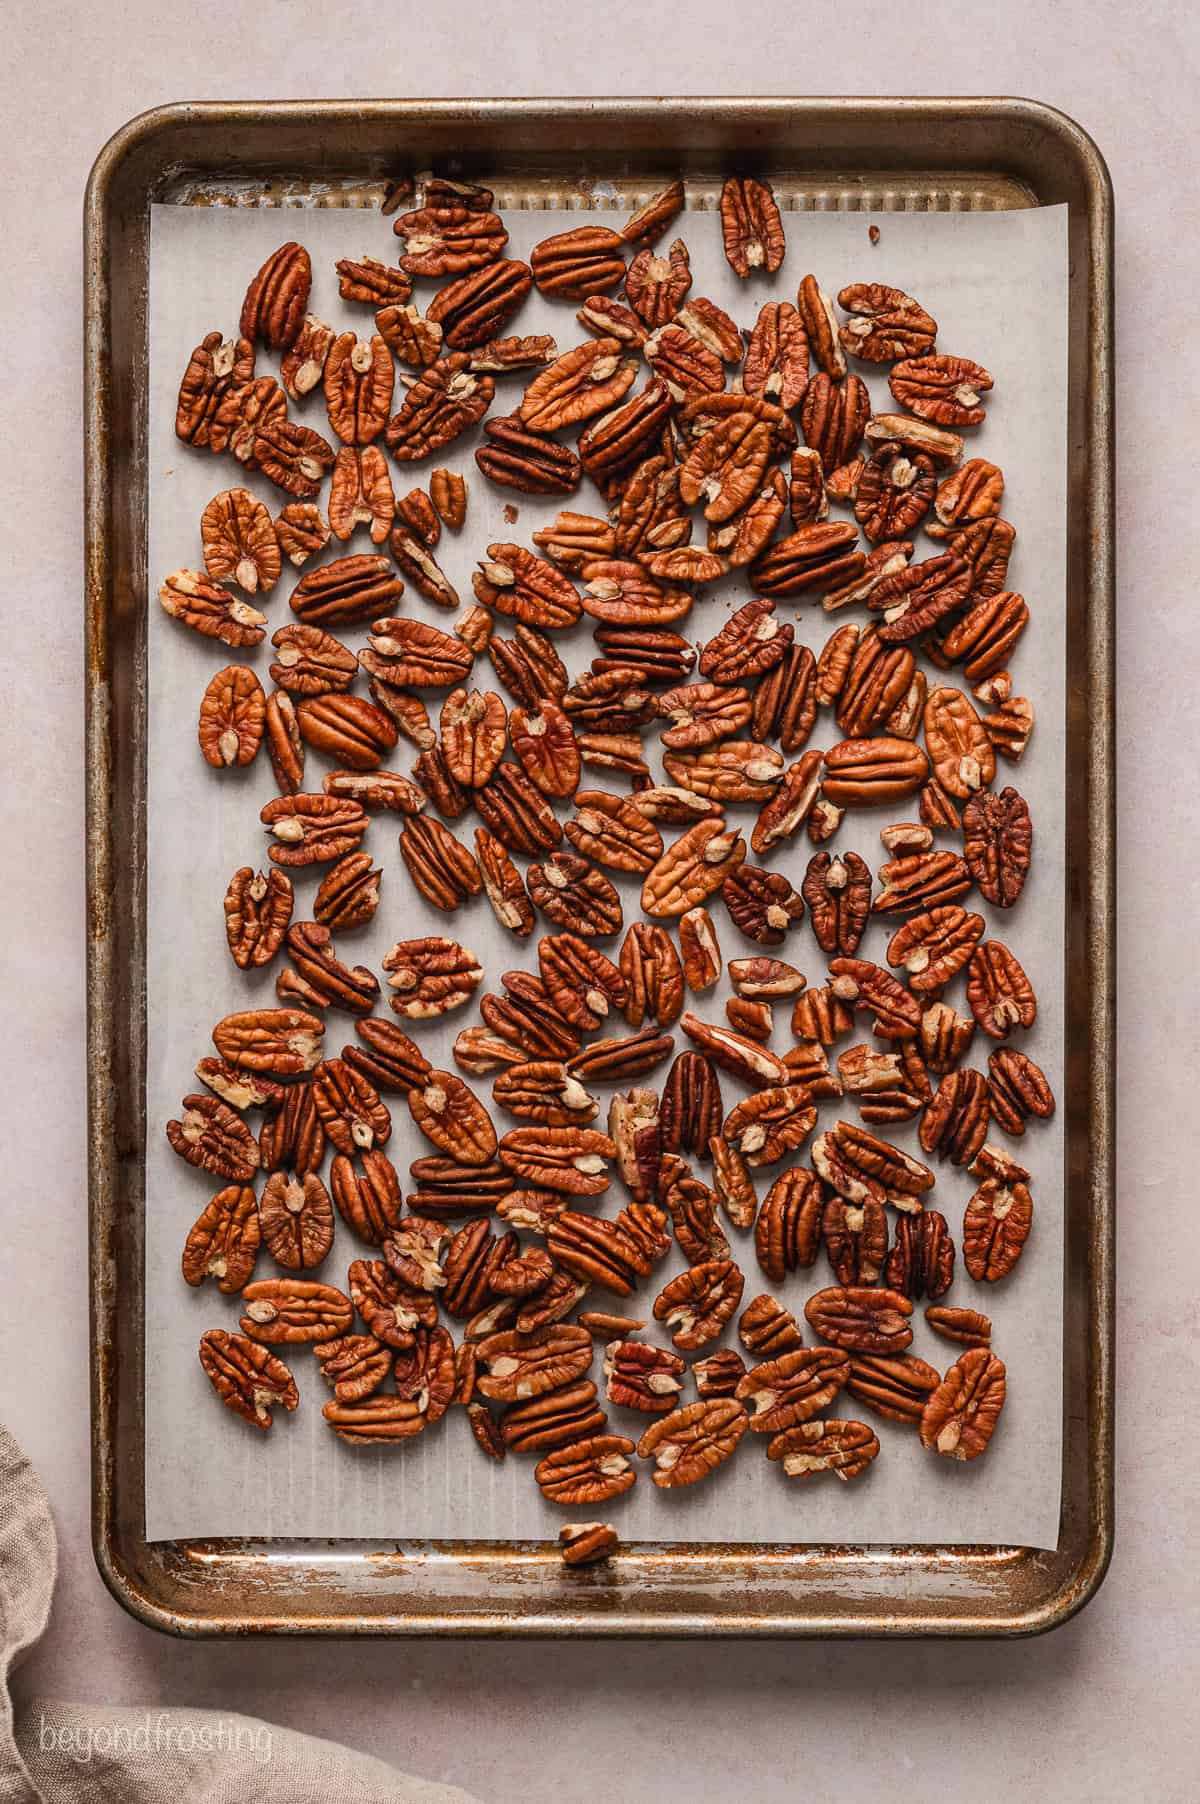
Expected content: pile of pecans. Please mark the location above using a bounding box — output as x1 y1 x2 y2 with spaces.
165 172 1052 1551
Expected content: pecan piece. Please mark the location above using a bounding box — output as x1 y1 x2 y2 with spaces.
722 865 804 948
386 354 493 463
549 1203 670 1296
391 1324 456 1426
520 337 636 432
328 446 396 544
719 177 784 277
883 1209 954 1302
821 737 928 808
920 1349 1006 1460
803 1286 913 1355
822 1196 888 1286
617 922 684 1029
660 1161 729 1263
258 1082 324 1177
607 1088 663 1205
578 380 673 497
926 458 1004 538
281 921 379 1015
199 1330 298 1430
240 242 311 350
641 821 746 918
967 941 1037 1039
336 254 412 306
752 1168 821 1282
678 905 722 994
799 373 870 476
182 1186 260 1293
706 1136 756 1233
269 624 358 698
963 1178 1034 1281
375 302 443 368
200 488 280 595
498 1126 615 1197
559 1523 619 1566
407 1071 497 1166
739 1294 805 1356
736 1348 849 1434
531 225 626 299
767 1418 879 1482
751 750 826 857
639 1398 747 1487
241 1277 353 1345
382 936 483 1019
398 817 482 911
499 1380 607 1453
890 353 993 427
828 957 920 1042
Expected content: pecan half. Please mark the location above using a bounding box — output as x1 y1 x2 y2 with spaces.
719 177 784 277
885 906 982 997
269 624 358 698
385 354 493 462
653 1260 744 1352
884 1210 954 1301
579 380 674 496
739 1293 805 1356
639 1397 747 1487
963 1178 1034 1280
375 302 444 367
821 737 928 808
346 1017 431 1094
604 1339 686 1414
750 751 825 857
476 413 583 494
328 446 396 544
536 1434 637 1504
940 590 1028 682
182 1186 261 1294
987 1047 1055 1135
767 1418 880 1483
531 224 626 298
801 852 871 957
382 936 484 1019
474 542 582 628
240 242 311 351
393 205 509 276
398 817 482 911
666 741 784 805
641 821 746 918
222 867 292 971
198 664 265 768
159 569 267 648
257 1171 334 1271
679 411 772 524
890 353 993 427
814 1119 934 1209
199 1330 298 1430
659 1051 722 1160
295 693 398 772
803 1286 913 1355
736 1348 849 1434
520 337 637 432
473 1323 593 1403
920 1349 1006 1460
823 1195 888 1286
800 373 870 475
967 941 1037 1039
925 1305 992 1350
200 488 280 595
724 1085 816 1167
312 851 382 931
336 254 413 306
837 283 937 362
709 1136 757 1232
314 1333 393 1403
241 1277 353 1345
406 1071 497 1166
176 331 255 449
428 258 532 348
722 865 804 947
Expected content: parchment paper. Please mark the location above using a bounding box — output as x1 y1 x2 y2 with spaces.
146 198 1067 1547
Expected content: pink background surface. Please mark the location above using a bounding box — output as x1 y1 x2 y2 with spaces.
2 6 1193 1798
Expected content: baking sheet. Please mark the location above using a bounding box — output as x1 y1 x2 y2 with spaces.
145 198 1067 1547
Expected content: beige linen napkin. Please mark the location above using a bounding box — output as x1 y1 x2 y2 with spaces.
0 1424 482 1803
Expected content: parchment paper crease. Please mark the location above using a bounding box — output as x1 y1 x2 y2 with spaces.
146 199 1067 1547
